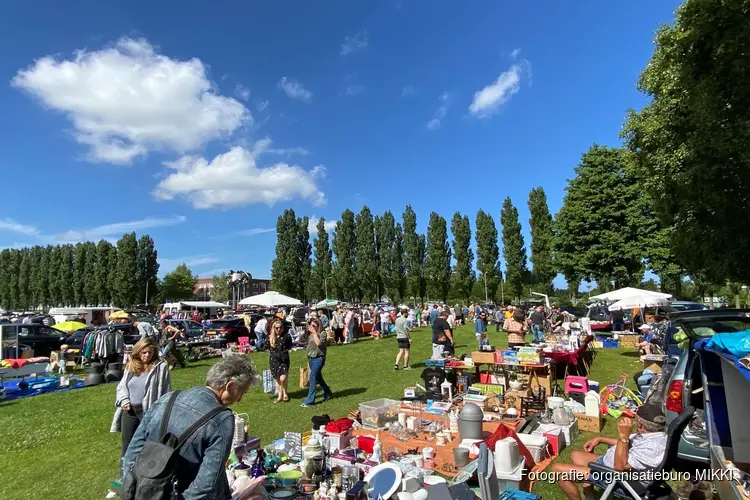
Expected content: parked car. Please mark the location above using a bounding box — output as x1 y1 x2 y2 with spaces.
669 301 708 312
0 323 68 357
166 318 205 338
65 324 141 349
126 309 159 324
663 309 750 466
204 317 252 343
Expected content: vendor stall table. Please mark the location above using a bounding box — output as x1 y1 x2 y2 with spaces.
471 359 555 395
544 336 595 379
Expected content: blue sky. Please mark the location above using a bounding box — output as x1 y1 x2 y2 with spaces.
0 0 680 284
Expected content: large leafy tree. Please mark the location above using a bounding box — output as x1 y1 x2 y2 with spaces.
527 187 555 294
355 206 378 301
211 273 229 303
425 212 451 302
310 218 333 300
555 145 648 288
450 212 474 303
475 209 500 302
331 209 358 301
95 240 114 305
115 232 140 307
622 0 750 284
160 263 197 301
271 209 300 296
402 205 425 303
73 243 87 306
136 235 159 305
82 242 98 306
501 198 529 301
297 216 312 301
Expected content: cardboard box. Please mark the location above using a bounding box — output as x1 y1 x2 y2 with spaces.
618 334 642 347
503 389 531 409
641 355 667 373
471 351 497 364
573 413 602 432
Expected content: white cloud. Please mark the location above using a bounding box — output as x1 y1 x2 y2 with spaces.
345 85 365 96
340 31 369 56
236 227 275 237
269 146 309 157
469 59 530 118
401 85 415 97
0 218 40 236
426 92 450 130
235 84 251 101
510 48 521 59
308 216 337 234
12 37 250 164
277 77 312 102
154 139 327 209
258 100 269 112
159 254 219 274
57 215 186 242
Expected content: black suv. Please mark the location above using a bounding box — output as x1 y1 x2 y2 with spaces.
0 323 69 357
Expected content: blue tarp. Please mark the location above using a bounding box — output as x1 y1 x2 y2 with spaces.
696 337 750 383
1 376 86 402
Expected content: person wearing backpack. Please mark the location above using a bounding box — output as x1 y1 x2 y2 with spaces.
121 355 259 500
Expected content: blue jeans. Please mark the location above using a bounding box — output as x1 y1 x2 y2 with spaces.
531 325 545 342
255 331 265 350
304 356 332 405
381 321 390 337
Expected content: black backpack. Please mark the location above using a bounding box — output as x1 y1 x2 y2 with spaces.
121 391 230 500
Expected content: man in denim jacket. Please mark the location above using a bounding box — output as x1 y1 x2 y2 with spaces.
122 355 258 499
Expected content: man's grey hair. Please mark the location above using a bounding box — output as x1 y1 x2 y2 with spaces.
638 415 666 433
205 354 259 390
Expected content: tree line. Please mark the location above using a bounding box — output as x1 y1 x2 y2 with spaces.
0 233 159 312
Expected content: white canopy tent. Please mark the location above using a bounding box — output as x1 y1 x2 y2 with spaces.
239 291 302 307
589 287 671 302
314 299 340 309
608 295 671 311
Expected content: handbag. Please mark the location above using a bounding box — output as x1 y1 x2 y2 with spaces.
299 366 310 388
262 369 275 394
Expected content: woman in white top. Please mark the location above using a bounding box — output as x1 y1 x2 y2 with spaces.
110 338 171 458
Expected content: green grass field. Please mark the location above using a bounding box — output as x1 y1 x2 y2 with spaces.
0 324 644 499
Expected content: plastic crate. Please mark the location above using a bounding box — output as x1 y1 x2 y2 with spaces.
498 489 541 500
359 398 401 429
603 338 619 348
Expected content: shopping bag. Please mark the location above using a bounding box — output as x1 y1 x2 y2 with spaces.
299 366 310 388
262 369 275 394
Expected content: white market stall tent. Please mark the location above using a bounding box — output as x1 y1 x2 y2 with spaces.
589 287 671 302
608 295 671 311
239 291 302 307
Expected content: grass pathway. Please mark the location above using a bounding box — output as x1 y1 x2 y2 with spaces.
0 324 643 499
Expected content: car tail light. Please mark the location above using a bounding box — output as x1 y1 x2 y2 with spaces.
218 328 231 334
666 380 684 413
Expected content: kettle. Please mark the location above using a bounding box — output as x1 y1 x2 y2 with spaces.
552 407 571 425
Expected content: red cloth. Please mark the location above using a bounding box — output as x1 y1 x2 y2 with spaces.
326 418 354 434
482 423 536 469
545 336 593 366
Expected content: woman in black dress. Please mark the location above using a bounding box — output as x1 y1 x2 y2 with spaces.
268 319 292 403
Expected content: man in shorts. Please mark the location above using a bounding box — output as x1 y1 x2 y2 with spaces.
394 309 412 370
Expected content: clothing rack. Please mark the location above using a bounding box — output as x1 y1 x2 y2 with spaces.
81 326 124 367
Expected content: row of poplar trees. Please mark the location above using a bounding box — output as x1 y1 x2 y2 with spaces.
271 191 556 305
0 233 159 312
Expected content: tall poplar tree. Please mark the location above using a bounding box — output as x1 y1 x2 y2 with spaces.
48 245 62 307
378 212 405 304
332 209 358 301
527 187 556 294
95 240 113 305
8 250 21 310
310 218 333 300
73 243 87 306
29 246 45 308
425 212 451 302
355 206 378 301
18 249 31 310
0 249 10 309
271 209 299 296
402 205 424 303
475 210 500 302
297 216 312 301
450 212 474 303
137 235 159 305
107 244 119 305
83 242 98 306
115 233 139 307
501 197 529 302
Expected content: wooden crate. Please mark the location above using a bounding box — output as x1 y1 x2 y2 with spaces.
618 334 642 347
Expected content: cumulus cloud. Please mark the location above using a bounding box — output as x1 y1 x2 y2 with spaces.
154 139 326 209
469 58 531 118
427 92 451 130
277 77 312 102
308 216 337 234
340 31 369 56
12 37 250 164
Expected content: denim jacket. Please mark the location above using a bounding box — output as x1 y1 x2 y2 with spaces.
122 387 235 500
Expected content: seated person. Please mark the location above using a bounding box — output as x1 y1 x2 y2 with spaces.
635 324 655 355
548 404 667 500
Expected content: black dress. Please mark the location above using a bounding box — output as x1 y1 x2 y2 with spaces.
268 332 293 378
